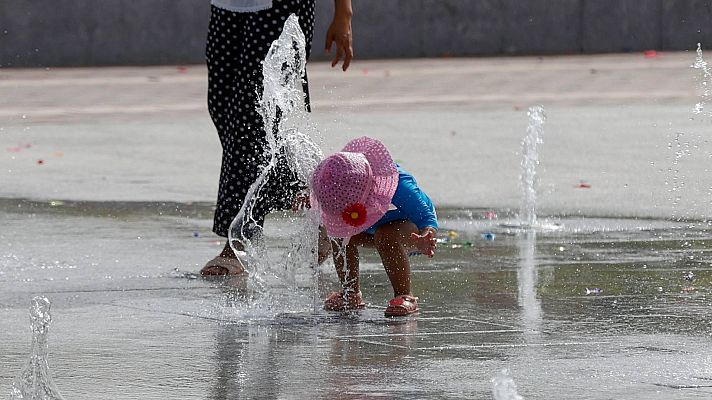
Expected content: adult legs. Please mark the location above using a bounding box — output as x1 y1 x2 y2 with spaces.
203 1 316 275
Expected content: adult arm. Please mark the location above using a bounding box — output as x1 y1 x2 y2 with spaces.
325 0 353 71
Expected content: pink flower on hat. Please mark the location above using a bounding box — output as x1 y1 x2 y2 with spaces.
310 136 399 238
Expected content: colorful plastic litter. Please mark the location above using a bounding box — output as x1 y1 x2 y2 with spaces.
481 233 496 241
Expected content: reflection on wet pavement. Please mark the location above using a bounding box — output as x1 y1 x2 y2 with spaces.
1 199 712 399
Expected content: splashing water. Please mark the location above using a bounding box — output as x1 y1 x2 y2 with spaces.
664 46 710 220
518 230 541 335
10 297 65 400
692 43 712 116
519 105 547 228
228 14 323 314
665 132 692 213
492 369 524 400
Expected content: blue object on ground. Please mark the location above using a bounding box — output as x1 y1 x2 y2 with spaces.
481 232 496 241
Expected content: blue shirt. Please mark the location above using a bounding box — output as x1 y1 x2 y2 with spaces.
365 165 438 234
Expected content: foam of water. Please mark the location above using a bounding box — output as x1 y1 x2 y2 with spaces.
692 43 712 116
227 14 323 315
664 44 710 220
665 132 692 212
10 296 66 400
492 368 524 400
519 105 547 228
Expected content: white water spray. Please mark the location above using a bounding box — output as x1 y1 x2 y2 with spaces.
10 297 65 400
492 369 524 400
228 14 323 312
665 132 692 212
664 44 710 220
519 106 547 228
693 43 712 116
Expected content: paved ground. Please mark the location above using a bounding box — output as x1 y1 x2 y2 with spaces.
2 53 712 399
1 52 711 219
1 203 711 399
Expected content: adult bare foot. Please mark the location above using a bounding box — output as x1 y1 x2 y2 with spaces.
201 241 248 276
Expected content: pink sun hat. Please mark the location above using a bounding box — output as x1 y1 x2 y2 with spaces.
310 136 399 238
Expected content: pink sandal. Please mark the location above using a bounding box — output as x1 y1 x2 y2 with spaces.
324 291 366 311
385 295 419 317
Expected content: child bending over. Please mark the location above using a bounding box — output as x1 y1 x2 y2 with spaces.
310 136 438 316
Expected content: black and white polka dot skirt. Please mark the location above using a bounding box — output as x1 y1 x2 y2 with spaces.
206 0 315 237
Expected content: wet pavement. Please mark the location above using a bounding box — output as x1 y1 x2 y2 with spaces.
2 53 712 399
2 200 712 399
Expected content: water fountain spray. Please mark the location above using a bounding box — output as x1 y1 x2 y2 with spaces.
492 368 525 400
10 296 65 400
693 43 712 116
519 106 547 228
665 44 710 220
228 14 323 307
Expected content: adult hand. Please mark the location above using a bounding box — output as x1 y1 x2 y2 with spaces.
410 228 437 258
325 2 353 71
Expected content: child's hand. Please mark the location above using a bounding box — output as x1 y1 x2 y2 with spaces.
291 190 311 212
410 228 437 257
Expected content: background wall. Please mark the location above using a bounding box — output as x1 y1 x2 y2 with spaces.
1 0 712 67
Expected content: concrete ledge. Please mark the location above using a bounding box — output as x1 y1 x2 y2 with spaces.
1 0 711 67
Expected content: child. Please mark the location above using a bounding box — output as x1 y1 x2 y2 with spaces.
310 136 438 316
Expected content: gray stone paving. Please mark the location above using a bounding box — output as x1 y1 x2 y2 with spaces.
2 53 711 219
2 54 712 399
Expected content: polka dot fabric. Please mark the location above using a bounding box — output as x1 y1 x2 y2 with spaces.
206 0 316 237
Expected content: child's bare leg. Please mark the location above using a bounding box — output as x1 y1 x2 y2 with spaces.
317 226 331 265
324 233 374 310
374 221 419 296
331 233 374 294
